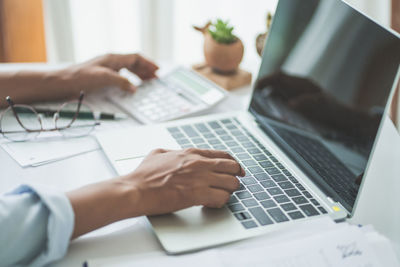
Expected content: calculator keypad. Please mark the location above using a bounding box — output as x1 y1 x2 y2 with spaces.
112 80 203 123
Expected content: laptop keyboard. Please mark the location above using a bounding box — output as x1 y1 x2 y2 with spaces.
167 118 327 229
272 127 358 208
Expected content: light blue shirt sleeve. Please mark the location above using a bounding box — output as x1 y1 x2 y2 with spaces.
0 184 74 266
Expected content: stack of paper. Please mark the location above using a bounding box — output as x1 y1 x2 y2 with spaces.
0 136 99 167
85 217 399 267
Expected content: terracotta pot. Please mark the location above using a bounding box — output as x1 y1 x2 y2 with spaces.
203 33 244 74
194 22 244 74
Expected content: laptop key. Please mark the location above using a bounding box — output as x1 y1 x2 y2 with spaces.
182 125 199 137
241 220 258 229
299 204 320 217
208 121 222 129
228 195 239 204
318 206 328 214
228 203 245 212
231 147 245 153
260 199 277 209
253 154 268 161
212 145 227 150
310 199 320 206
167 127 180 133
242 141 256 148
267 187 283 196
221 118 233 124
225 124 238 130
292 196 308 205
176 138 190 145
273 195 290 203
249 207 274 226
242 198 259 207
267 208 289 223
208 139 222 145
235 191 252 199
197 144 211 149
241 177 257 185
288 211 305 220
260 179 276 188
241 159 257 167
236 136 250 142
203 133 216 139
278 181 294 189
226 141 240 147
253 192 270 200
231 130 244 136
254 173 270 181
266 167 281 175
236 153 251 160
234 211 251 220
215 129 228 136
285 188 302 197
247 148 261 154
246 184 263 193
194 123 210 133
295 183 306 191
171 132 185 139
271 174 287 182
248 166 264 174
259 161 274 169
191 137 206 144
281 203 297 211
303 191 313 198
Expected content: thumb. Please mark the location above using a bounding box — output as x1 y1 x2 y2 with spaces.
104 70 137 93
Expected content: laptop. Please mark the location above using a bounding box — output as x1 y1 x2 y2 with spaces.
97 0 400 254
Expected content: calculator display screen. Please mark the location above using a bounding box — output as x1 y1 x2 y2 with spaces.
164 69 225 105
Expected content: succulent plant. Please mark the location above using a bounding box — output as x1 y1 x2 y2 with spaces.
208 19 237 44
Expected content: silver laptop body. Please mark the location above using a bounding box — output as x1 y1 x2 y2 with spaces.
97 0 400 254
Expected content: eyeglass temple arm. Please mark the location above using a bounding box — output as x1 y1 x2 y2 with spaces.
5 96 32 131
59 91 85 128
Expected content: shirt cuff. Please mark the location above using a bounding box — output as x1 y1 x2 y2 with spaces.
9 184 75 266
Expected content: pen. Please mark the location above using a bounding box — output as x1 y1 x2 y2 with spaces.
30 108 128 120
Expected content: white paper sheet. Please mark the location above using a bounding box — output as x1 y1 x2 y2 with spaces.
0 135 99 167
85 220 398 267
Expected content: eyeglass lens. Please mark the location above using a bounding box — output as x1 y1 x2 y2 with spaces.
55 101 96 138
0 105 42 141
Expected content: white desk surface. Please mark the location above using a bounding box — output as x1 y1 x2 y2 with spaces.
1 63 399 266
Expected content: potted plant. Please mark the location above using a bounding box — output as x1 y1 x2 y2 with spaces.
194 19 244 74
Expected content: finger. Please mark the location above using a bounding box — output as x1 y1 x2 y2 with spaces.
194 158 243 176
149 148 171 155
207 173 240 193
128 54 159 80
198 188 231 209
185 148 235 161
104 70 137 93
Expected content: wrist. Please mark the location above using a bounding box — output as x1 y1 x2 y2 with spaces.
112 176 144 219
42 68 77 99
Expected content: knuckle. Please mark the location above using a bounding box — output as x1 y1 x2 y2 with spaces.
150 148 163 154
104 53 115 60
184 147 198 154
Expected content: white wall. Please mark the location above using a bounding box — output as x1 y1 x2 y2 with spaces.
44 0 392 65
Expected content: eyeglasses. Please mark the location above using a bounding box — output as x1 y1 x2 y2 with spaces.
0 91 100 142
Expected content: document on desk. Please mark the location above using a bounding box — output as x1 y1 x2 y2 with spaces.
85 219 398 267
0 135 99 167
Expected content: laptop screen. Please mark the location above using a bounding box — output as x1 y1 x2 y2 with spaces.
249 0 400 212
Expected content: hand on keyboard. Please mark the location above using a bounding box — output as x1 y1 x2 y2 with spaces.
121 148 245 216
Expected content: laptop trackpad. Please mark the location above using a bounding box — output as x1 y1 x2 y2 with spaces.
97 126 181 175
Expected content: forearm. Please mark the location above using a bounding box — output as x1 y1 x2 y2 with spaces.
66 177 142 239
0 69 76 108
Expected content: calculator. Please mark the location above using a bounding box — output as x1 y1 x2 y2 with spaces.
108 67 227 124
